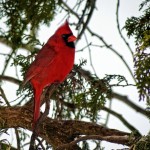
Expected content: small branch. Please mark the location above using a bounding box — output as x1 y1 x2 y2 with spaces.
77 0 96 40
76 42 92 52
56 135 132 150
104 99 112 127
36 138 45 150
0 86 10 106
14 129 21 150
0 75 21 85
61 0 79 18
87 27 135 82
84 33 97 75
116 0 133 57
58 97 141 135
1 49 15 75
112 92 149 117
101 106 141 136
0 37 35 52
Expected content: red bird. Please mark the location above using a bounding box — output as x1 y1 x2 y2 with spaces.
23 20 76 129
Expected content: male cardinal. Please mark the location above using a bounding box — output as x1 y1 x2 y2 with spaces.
23 20 76 129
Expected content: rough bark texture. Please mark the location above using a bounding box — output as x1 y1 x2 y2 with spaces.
0 105 136 149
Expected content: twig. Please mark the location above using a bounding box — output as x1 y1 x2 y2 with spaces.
84 33 97 75
29 132 37 150
76 42 92 52
61 0 79 18
15 129 21 150
104 99 112 127
77 0 96 40
60 1 135 82
112 92 149 117
1 49 15 75
0 75 21 85
36 138 45 150
87 27 136 82
116 0 133 57
0 87 10 106
101 106 141 136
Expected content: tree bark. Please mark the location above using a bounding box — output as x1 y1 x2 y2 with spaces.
0 105 135 149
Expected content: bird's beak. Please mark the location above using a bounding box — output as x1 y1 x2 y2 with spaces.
68 35 77 42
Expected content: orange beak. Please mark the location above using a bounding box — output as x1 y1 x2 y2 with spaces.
68 35 77 42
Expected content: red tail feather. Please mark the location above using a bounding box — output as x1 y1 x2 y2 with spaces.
32 87 43 129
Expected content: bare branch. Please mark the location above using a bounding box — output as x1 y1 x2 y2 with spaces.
84 33 97 75
87 27 135 82
112 92 149 117
1 49 15 75
56 135 132 150
116 0 133 57
60 1 135 82
101 106 141 135
0 86 10 106
77 0 96 40
14 129 21 150
0 37 35 52
0 75 21 85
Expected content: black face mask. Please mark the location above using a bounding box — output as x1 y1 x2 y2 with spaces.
62 33 75 48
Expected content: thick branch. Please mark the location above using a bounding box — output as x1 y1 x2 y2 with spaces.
0 106 135 149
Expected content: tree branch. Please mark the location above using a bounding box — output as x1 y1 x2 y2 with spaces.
56 135 131 150
58 97 141 135
77 0 96 40
60 0 135 82
0 106 135 149
112 92 149 117
101 106 141 135
0 75 21 85
0 37 35 52
116 0 133 57
77 68 148 117
86 27 135 82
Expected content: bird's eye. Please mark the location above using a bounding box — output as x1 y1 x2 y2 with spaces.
62 34 66 38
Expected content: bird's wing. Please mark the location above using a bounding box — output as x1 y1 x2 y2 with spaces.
23 43 57 86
